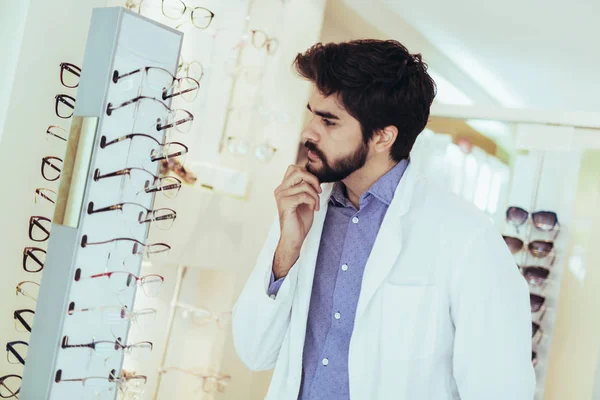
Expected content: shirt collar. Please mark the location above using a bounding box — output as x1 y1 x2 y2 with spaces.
329 158 410 208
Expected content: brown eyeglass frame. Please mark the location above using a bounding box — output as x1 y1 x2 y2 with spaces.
112 67 200 101
46 125 68 142
35 188 57 205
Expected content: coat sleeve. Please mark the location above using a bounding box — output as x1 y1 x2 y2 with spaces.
450 221 536 399
232 217 300 371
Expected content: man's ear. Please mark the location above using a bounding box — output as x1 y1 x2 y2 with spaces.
372 125 398 154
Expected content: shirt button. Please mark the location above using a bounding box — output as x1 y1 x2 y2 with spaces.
341 264 348 271
334 312 341 320
352 217 359 224
322 358 329 366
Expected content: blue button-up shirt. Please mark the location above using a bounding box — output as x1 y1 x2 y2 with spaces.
268 159 408 399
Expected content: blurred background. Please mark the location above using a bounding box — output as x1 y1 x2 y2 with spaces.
1 0 600 399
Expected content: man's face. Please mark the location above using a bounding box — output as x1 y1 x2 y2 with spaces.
301 88 369 183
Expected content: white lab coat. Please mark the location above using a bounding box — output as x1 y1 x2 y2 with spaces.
232 162 536 400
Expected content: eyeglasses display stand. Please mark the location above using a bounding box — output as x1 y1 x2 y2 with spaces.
20 7 182 400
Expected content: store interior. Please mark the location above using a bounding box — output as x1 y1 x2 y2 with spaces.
1 0 600 399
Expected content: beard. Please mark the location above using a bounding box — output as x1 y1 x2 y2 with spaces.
304 140 369 183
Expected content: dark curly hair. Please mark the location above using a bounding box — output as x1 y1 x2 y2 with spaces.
294 39 436 162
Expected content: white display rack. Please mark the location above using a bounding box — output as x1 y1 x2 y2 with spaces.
20 7 182 400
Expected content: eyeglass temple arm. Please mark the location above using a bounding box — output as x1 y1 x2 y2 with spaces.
94 168 129 181
112 68 143 83
45 159 62 173
87 202 124 215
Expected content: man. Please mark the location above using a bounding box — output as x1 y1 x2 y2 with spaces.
232 39 535 399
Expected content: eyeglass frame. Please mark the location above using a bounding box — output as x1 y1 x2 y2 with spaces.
13 309 34 333
55 94 76 119
93 166 182 197
112 67 200 101
6 341 28 366
100 133 188 163
59 62 81 88
61 335 153 353
35 188 57 205
0 374 21 399
41 156 63 182
105 95 194 132
23 247 45 273
80 234 171 256
87 201 177 228
29 215 51 242
16 281 39 302
46 125 68 142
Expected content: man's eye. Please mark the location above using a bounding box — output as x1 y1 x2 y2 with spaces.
323 119 336 127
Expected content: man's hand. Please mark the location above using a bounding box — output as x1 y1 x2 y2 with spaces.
272 165 322 279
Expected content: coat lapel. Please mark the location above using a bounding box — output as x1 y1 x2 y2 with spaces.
354 162 420 321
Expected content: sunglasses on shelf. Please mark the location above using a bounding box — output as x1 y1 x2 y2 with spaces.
14 309 34 333
60 62 81 88
0 374 21 399
46 125 68 142
520 266 550 287
112 67 200 102
530 293 546 316
6 341 28 366
29 215 51 242
502 236 554 258
23 247 45 273
93 167 182 198
506 206 560 236
105 95 194 134
100 133 188 166
55 94 76 119
41 156 63 182
87 201 176 231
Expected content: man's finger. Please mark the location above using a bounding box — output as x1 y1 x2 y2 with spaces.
278 183 320 211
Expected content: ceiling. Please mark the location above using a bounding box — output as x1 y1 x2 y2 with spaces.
339 0 600 112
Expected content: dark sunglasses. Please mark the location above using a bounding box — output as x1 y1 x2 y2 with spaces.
530 293 546 313
506 206 560 237
520 266 550 287
23 247 45 273
29 216 51 242
503 236 554 258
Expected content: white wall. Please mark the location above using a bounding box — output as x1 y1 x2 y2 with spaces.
0 1 31 143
